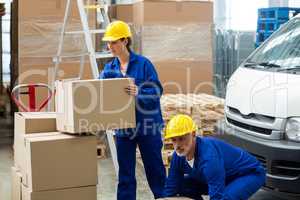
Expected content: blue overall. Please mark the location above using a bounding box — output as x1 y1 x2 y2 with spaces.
99 51 166 200
164 137 266 200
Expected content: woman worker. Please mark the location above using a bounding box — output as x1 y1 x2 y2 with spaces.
99 20 166 200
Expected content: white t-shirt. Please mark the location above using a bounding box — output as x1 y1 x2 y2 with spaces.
121 69 126 76
120 63 128 76
187 158 194 168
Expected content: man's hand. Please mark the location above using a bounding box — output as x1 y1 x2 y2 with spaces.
125 83 138 96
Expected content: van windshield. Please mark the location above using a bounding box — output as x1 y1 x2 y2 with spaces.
245 17 300 73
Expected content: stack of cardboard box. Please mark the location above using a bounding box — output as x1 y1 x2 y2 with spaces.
108 3 133 23
11 112 98 200
12 78 137 200
18 0 97 110
132 0 214 94
18 0 214 111
108 0 214 94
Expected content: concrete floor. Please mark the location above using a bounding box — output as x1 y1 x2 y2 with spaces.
0 144 290 200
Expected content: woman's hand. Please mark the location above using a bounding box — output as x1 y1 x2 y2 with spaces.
125 83 138 96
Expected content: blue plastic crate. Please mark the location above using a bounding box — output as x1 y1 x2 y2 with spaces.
257 19 286 32
258 7 300 20
256 32 273 44
255 42 261 48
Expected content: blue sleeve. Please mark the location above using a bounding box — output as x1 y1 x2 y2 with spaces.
98 63 111 79
203 157 226 200
98 71 105 79
164 153 183 197
137 59 163 106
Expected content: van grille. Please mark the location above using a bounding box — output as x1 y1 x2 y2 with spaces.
227 117 272 135
272 160 300 177
228 107 275 122
251 153 267 169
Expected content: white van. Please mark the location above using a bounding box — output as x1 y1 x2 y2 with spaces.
216 14 300 198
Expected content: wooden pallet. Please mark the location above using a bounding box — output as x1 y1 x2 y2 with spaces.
161 93 224 136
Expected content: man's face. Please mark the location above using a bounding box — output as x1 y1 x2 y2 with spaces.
171 133 193 157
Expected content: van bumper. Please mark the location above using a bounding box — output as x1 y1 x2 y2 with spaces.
215 120 300 197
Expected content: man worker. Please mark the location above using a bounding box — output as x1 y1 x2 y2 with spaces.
163 114 266 200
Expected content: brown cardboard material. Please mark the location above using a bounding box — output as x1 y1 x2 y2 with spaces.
134 23 213 62
17 57 94 111
14 112 57 171
18 0 97 111
17 132 61 180
55 78 136 133
11 167 22 200
19 0 71 20
154 61 213 94
14 112 57 135
19 0 96 59
22 133 97 191
131 0 213 61
131 1 214 92
18 57 93 81
19 0 95 21
109 4 134 23
133 0 213 25
22 185 97 200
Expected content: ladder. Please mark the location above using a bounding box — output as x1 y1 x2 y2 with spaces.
53 0 119 177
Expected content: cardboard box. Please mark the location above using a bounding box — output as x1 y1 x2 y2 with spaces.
14 112 57 170
132 0 214 61
133 0 213 25
55 78 136 133
18 57 93 82
17 132 61 180
132 1 214 94
11 167 22 200
22 133 97 191
19 0 96 59
19 0 95 21
155 61 213 94
19 0 72 20
109 4 134 23
22 185 97 200
14 112 56 135
134 23 213 62
18 0 97 111
18 57 94 111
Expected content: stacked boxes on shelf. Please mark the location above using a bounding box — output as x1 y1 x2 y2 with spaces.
18 0 97 111
132 0 214 94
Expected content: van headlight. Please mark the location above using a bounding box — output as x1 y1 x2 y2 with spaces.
285 118 300 142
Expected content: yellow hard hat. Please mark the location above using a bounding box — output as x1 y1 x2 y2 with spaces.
102 20 132 42
165 114 198 139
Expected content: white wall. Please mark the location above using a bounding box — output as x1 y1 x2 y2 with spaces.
289 0 300 7
269 0 289 7
214 0 268 31
113 0 300 31
214 0 230 30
